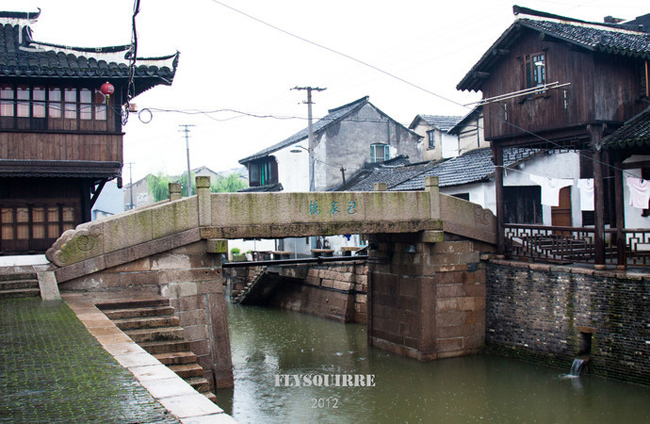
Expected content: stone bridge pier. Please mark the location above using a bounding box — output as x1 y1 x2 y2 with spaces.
367 231 489 360
46 175 496 389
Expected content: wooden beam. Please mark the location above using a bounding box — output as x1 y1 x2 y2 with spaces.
588 124 607 268
492 49 510 56
89 180 107 210
492 144 505 255
473 71 490 79
613 155 626 269
621 159 650 170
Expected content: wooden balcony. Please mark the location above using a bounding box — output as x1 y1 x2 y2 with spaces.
0 131 122 164
504 224 650 267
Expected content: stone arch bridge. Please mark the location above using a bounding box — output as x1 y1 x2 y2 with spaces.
47 176 496 388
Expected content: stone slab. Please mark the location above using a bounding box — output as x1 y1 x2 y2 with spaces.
37 271 60 300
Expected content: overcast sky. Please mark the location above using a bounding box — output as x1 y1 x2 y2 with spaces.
3 0 649 181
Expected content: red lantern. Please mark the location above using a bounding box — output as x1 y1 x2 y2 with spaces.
100 82 114 96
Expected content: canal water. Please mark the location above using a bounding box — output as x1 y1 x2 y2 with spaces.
219 304 650 423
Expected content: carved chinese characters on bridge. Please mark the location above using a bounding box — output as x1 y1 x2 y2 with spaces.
309 199 358 217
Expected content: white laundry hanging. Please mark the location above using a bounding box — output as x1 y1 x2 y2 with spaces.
625 176 650 209
577 178 594 211
529 175 574 207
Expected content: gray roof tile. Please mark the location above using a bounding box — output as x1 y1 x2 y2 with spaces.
600 107 650 150
417 115 463 131
458 6 650 92
339 148 541 192
0 14 177 94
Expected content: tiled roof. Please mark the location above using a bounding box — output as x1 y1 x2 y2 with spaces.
0 12 177 95
521 19 650 58
391 148 495 191
458 6 650 92
238 183 283 193
334 156 430 192
599 107 650 150
239 97 370 164
338 147 538 192
448 106 482 135
411 115 463 131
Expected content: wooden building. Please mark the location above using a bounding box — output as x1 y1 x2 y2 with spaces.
457 6 650 267
0 10 178 255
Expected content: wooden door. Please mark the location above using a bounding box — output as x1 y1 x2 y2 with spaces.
551 187 572 239
551 186 572 227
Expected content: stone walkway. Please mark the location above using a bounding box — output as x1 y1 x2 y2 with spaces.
0 296 236 423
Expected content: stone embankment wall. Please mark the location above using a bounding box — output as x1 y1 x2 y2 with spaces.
59 240 233 389
270 262 368 323
226 262 368 323
486 260 650 385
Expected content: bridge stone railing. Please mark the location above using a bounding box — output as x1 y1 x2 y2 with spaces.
47 175 495 281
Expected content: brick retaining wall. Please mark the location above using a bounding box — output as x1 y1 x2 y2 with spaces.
486 260 650 385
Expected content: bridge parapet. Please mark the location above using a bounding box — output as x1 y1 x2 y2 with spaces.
202 190 441 239
46 196 199 269
46 175 495 277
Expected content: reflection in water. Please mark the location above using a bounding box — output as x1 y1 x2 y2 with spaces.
220 304 650 423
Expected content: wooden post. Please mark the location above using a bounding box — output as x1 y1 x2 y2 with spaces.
613 155 626 269
588 124 606 269
492 144 505 255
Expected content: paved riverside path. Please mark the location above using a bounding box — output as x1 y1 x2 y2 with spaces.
0 297 179 422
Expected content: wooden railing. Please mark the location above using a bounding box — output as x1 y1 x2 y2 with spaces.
503 224 650 266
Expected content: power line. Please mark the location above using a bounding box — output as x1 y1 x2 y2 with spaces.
206 0 637 179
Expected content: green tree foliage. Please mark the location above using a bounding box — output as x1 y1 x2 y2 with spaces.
211 173 249 193
147 172 247 202
177 171 196 197
146 173 170 202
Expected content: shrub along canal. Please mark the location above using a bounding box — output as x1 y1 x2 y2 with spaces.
220 303 650 423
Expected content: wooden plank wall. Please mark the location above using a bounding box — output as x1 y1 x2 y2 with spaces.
482 29 645 142
0 132 123 162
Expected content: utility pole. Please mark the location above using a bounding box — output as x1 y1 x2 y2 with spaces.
179 124 195 196
126 162 135 210
292 86 326 192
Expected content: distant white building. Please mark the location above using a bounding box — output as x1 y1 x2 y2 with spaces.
92 181 124 220
409 114 463 161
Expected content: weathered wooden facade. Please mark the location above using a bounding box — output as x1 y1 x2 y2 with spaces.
457 6 650 267
0 10 178 255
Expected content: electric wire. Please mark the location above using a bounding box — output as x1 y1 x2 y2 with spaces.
205 0 644 179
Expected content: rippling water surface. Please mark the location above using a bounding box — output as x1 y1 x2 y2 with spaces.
219 304 650 423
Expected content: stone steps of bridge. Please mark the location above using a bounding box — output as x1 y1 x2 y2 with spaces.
168 363 204 379
97 298 217 403
124 326 185 343
186 377 211 393
102 305 176 320
96 298 170 311
154 351 198 365
232 281 255 304
0 273 40 299
140 340 192 355
112 315 180 331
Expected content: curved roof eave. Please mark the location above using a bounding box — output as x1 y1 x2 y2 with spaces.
456 23 521 92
